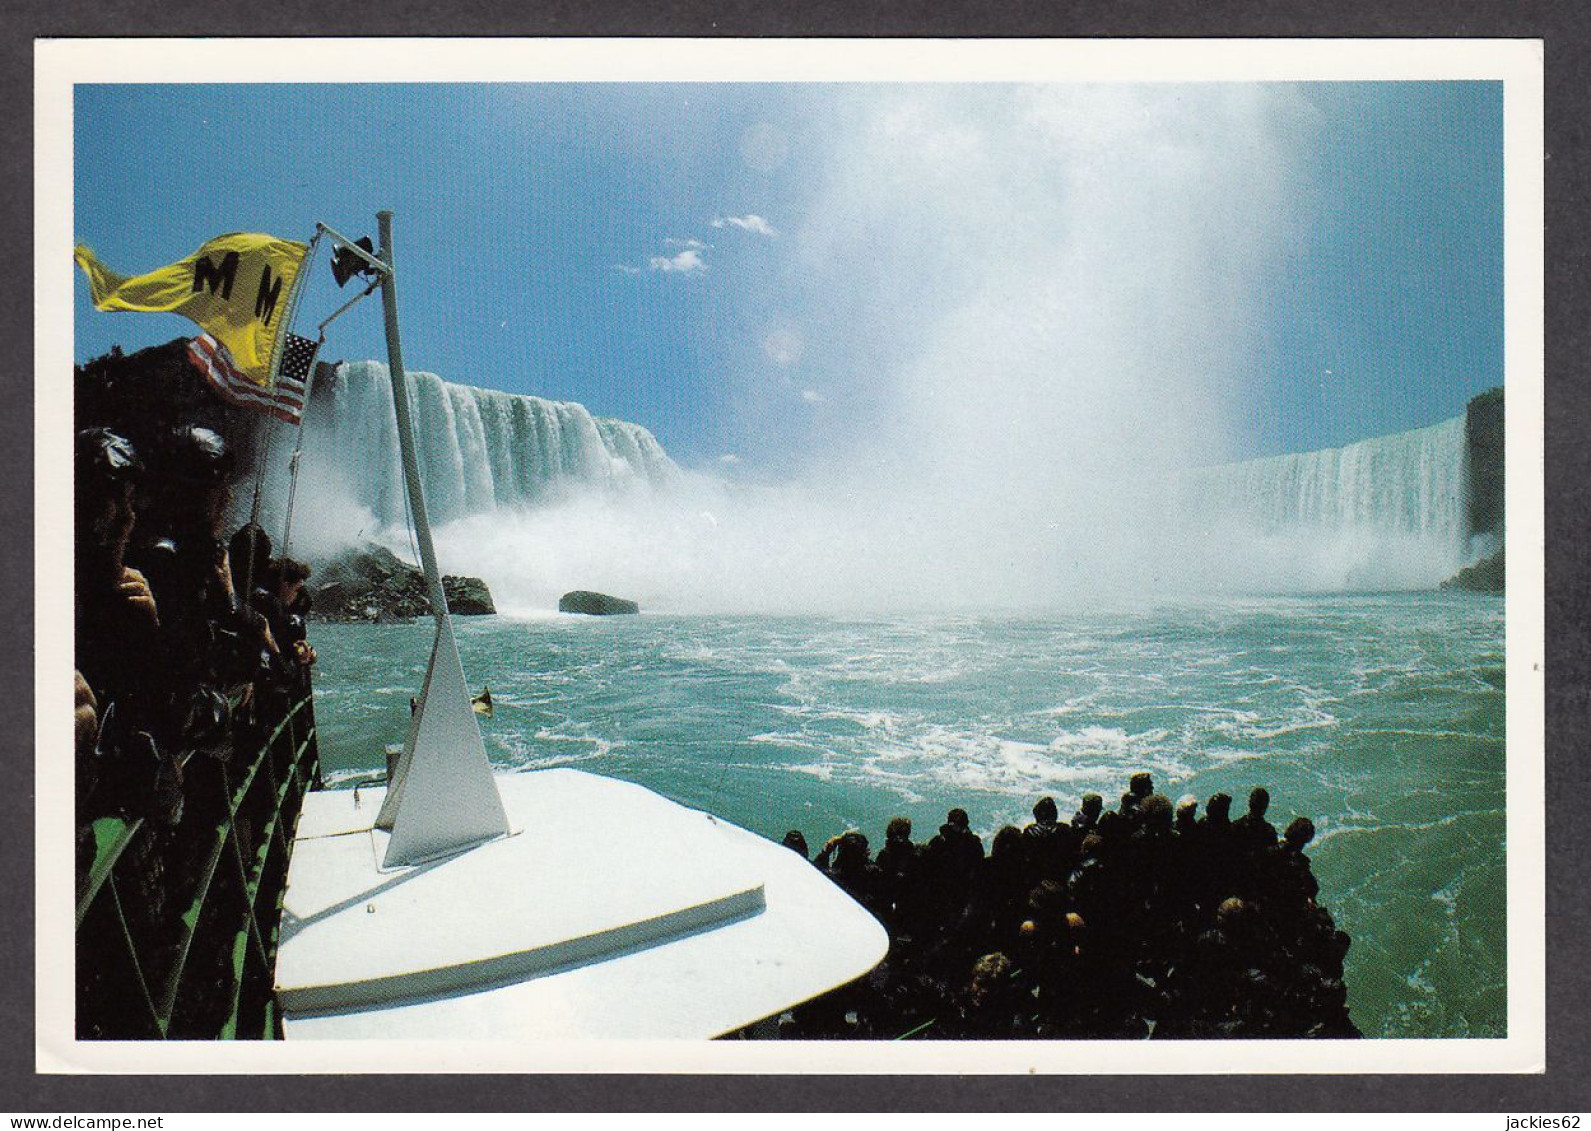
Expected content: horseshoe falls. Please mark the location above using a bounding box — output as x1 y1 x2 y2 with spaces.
1172 414 1480 593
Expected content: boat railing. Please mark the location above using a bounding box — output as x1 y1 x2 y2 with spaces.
75 692 320 1040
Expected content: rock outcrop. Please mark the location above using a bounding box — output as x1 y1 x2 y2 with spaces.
558 590 639 616
1440 387 1505 593
311 543 495 622
1465 386 1504 543
444 575 496 616
1441 549 1504 593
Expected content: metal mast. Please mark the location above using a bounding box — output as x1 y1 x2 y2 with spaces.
354 210 510 866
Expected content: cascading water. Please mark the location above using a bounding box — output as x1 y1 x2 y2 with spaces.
289 361 679 533
264 359 1479 601
1173 415 1474 592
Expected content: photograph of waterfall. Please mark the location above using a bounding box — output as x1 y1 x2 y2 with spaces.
42 39 1543 1072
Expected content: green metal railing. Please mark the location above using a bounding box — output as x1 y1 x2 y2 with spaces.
75 694 320 1040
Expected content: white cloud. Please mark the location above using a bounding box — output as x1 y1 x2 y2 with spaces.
613 264 642 275
711 214 778 237
642 236 710 275
801 389 826 404
650 248 707 275
718 454 741 465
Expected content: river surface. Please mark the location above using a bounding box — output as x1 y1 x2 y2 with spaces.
308 592 1507 1038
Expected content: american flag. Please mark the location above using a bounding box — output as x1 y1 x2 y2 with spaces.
187 331 318 424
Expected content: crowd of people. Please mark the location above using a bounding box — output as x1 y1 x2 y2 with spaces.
74 424 318 877
782 773 1359 1039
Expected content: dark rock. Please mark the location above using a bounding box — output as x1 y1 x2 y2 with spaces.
1441 549 1504 592
444 575 496 616
1465 387 1504 540
310 543 495 622
558 590 639 616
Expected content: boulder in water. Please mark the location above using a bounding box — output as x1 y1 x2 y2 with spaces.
559 590 639 616
444 575 496 616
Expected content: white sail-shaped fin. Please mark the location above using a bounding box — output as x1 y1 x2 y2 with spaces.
379 616 510 867
374 629 437 832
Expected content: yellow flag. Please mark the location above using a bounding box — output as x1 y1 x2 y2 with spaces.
75 233 309 388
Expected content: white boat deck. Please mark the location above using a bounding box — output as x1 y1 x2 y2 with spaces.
276 769 889 1039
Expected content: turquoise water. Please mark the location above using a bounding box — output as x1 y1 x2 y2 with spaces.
308 592 1507 1038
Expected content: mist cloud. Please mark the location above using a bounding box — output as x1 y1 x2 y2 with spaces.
696 85 1319 605
307 86 1355 612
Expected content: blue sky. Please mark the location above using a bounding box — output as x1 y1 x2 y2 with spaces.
73 82 1503 471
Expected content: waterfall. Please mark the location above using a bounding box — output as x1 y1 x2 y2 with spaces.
284 361 679 536
257 358 1482 597
1174 415 1474 590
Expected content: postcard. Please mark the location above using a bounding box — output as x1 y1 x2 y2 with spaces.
37 36 1545 1074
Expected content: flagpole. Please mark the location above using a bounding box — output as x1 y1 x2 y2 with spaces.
277 361 320 558
376 210 449 622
